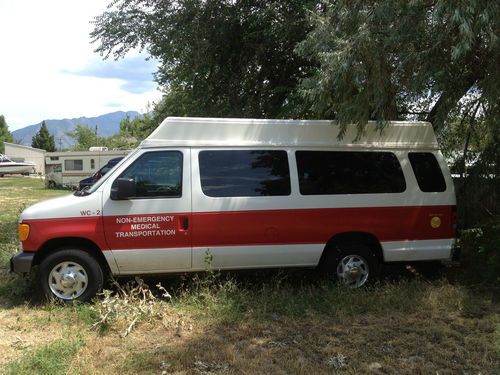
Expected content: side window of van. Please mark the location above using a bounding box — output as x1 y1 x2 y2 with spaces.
408 152 446 192
199 150 291 197
296 151 406 195
115 151 183 198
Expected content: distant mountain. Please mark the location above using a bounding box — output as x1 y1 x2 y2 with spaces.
12 111 141 149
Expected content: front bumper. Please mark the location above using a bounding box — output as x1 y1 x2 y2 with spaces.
10 251 35 274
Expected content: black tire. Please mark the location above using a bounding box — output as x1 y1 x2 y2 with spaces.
37 248 104 303
322 242 380 287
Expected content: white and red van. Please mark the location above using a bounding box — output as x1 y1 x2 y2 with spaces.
11 117 457 301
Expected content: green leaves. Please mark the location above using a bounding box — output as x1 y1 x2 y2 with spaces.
0 115 14 154
92 0 316 119
297 0 500 133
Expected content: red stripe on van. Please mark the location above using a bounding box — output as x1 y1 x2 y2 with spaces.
191 205 455 247
22 205 455 252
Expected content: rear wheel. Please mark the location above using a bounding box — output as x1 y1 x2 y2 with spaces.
323 242 379 288
37 249 104 302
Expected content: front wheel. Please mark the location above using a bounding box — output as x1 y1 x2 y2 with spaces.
37 249 104 302
324 242 379 288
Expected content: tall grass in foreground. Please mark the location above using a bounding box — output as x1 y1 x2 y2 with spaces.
173 273 475 320
87 271 478 337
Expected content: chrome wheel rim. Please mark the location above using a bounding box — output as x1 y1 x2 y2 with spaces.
336 254 369 288
48 261 88 300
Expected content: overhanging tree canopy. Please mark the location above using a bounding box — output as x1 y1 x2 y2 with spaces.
297 0 500 133
92 1 499 133
91 0 315 119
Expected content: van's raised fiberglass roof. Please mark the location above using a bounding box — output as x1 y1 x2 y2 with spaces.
140 117 439 150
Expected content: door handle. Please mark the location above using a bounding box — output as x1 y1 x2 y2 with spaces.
179 216 189 231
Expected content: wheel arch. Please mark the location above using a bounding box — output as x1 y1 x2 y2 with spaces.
33 237 111 276
318 231 384 270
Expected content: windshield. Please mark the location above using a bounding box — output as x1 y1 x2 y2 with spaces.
75 150 138 196
96 162 115 176
0 154 12 163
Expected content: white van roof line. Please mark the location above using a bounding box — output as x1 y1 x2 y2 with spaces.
140 117 439 150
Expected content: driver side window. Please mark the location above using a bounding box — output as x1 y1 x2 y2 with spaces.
114 151 183 198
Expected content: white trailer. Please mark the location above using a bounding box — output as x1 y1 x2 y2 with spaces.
45 149 130 188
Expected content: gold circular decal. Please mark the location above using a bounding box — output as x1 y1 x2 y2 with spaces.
430 216 441 229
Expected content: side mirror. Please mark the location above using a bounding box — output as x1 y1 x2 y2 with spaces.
110 178 136 200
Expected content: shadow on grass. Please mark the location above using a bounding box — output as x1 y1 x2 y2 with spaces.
2 264 498 374
107 270 500 375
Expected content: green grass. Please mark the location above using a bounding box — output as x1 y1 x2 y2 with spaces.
4 337 84 375
168 272 470 321
0 176 67 221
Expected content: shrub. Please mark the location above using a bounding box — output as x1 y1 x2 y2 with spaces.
460 221 500 285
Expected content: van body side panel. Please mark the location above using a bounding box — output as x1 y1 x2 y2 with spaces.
192 244 325 270
21 216 109 252
100 148 193 273
101 204 454 274
102 214 187 250
381 239 455 261
188 205 454 268
110 248 193 274
19 193 108 253
191 206 454 247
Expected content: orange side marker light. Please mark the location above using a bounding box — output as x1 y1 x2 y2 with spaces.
430 216 441 229
19 223 30 241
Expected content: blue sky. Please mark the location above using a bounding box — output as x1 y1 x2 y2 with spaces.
0 0 161 131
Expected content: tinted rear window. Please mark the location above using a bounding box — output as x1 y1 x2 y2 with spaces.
408 152 446 192
296 151 406 195
199 150 291 197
